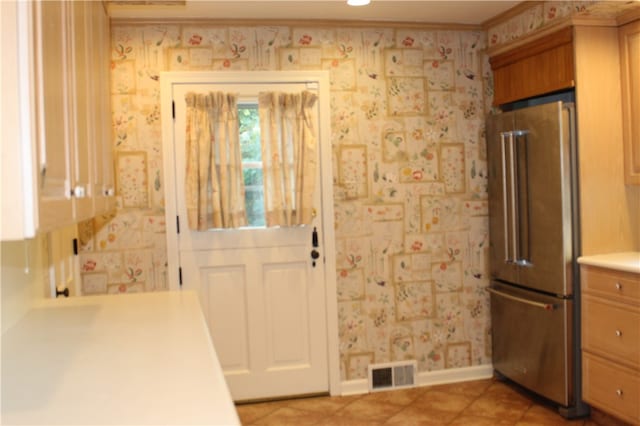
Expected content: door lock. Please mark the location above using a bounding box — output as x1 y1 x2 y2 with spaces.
311 227 320 267
311 249 320 266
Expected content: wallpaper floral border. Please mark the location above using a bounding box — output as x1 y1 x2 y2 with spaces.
487 0 639 48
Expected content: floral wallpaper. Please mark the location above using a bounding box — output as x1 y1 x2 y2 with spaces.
74 0 638 383
76 22 494 381
487 0 639 48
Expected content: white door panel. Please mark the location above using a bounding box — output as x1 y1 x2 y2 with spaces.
264 263 310 368
181 245 328 401
202 263 251 375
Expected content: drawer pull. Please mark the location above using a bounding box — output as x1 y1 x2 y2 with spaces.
615 282 622 291
615 330 623 337
616 389 623 397
486 288 556 311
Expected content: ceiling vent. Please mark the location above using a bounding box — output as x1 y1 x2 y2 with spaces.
367 360 417 392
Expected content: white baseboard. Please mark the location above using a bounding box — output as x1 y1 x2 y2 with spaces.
339 364 494 396
339 379 369 396
416 364 494 387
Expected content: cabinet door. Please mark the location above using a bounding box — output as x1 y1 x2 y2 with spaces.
489 27 575 105
69 0 94 221
33 0 74 230
619 20 640 185
1 1 37 240
91 1 116 215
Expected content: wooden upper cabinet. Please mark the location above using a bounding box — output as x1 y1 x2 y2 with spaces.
490 27 575 106
619 20 640 185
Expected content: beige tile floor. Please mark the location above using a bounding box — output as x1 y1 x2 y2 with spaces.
235 378 632 426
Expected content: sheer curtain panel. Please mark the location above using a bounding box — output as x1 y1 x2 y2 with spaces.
184 92 247 230
258 91 318 227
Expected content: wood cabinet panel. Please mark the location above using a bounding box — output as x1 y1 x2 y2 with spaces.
490 27 575 105
582 264 640 424
574 25 639 255
619 20 640 185
583 295 640 368
582 265 640 305
583 353 640 425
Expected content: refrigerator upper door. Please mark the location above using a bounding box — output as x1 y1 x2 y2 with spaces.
487 110 519 286
487 101 575 296
513 102 574 295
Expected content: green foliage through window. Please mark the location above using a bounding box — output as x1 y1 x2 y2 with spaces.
238 105 265 227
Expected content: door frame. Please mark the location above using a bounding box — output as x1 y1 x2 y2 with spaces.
160 71 340 397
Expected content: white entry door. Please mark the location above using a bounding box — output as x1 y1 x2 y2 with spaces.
162 73 336 402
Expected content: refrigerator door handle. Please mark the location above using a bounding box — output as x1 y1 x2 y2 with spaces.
514 130 531 266
500 132 511 263
486 287 557 311
508 132 518 264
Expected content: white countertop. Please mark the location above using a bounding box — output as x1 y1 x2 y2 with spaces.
577 251 640 274
1 291 240 425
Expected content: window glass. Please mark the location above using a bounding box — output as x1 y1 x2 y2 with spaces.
238 104 265 227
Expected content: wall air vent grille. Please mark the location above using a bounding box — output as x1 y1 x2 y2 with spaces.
368 360 417 392
371 367 393 389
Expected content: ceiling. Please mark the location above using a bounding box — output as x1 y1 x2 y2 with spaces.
107 0 523 25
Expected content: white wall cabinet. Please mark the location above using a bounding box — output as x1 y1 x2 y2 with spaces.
89 0 117 215
1 0 38 239
0 0 114 241
34 0 75 230
68 0 93 221
67 0 116 219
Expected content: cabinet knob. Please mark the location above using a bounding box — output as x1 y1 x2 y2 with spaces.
615 282 623 291
105 187 115 196
616 389 623 397
72 185 86 198
615 329 623 337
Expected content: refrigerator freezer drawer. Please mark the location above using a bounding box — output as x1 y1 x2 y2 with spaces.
489 281 573 406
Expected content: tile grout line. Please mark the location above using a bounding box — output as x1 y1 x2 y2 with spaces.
443 385 488 425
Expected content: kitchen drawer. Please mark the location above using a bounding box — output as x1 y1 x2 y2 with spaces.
583 294 640 368
583 352 640 425
581 265 639 305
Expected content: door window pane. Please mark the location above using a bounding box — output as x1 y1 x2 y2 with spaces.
239 104 265 227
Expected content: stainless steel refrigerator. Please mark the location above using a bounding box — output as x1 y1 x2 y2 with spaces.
486 99 589 418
